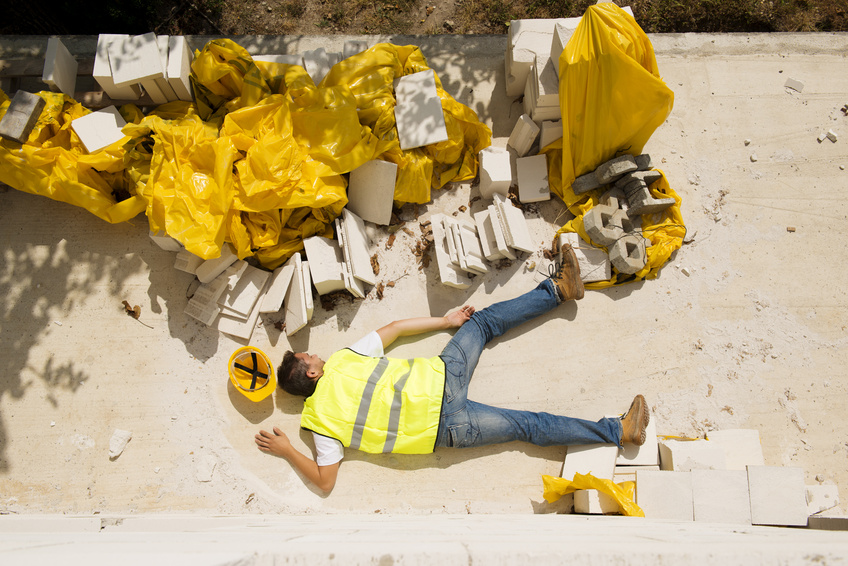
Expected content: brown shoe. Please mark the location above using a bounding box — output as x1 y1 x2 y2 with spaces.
551 244 584 301
620 394 650 445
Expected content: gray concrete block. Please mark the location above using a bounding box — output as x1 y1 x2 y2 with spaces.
596 155 638 184
571 171 602 195
0 91 45 143
691 469 752 525
636 470 694 521
627 186 676 217
584 204 625 247
610 234 648 275
748 466 809 527
635 154 653 170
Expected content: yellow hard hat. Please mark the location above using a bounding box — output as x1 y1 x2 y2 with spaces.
228 346 276 402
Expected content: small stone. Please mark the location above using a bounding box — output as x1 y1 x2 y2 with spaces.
840 165 845 170
50 421 56 427
154 467 160 474
54 321 62 326
108 429 132 460
750 153 758 162
444 20 455 31
826 129 838 143
787 226 796 232
784 78 804 92
681 267 691 277
744 139 751 146
816 474 826 483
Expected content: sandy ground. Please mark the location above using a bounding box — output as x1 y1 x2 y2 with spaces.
1 32 847 517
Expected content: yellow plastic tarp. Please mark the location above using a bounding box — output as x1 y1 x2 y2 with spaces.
542 472 644 517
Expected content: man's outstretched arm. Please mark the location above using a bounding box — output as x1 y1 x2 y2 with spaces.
376 305 475 349
255 427 339 492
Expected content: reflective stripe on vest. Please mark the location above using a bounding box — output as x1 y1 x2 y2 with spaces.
301 349 445 454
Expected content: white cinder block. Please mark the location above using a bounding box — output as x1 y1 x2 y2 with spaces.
217 277 270 341
473 210 505 261
494 193 535 253
70 106 128 154
155 35 179 101
615 412 659 466
549 19 582 74
806 485 840 516
636 470 694 521
195 244 238 284
174 249 204 274
341 209 376 286
505 18 561 97
219 265 271 317
149 230 182 252
430 214 472 289
42 37 78 97
539 120 563 149
516 154 550 203
259 261 296 314
705 429 765 471
574 489 620 515
531 54 559 108
691 469 752 525
748 466 809 527
658 439 727 472
303 236 346 295
507 114 540 157
395 92 449 150
561 443 618 481
347 160 398 226
94 34 142 100
167 36 194 101
141 78 169 105
109 33 165 87
478 147 512 199
487 203 516 260
284 253 308 336
343 40 369 59
335 218 366 299
253 53 305 66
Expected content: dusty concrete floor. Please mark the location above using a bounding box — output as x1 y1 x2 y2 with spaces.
0 33 847 516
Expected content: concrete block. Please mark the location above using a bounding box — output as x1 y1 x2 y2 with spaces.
303 236 346 295
478 147 512 199
456 216 488 274
155 36 179 101
167 36 194 101
596 155 638 184
635 153 653 171
574 489 620 515
394 70 449 150
550 19 581 74
174 249 204 274
557 232 611 283
516 154 550 203
808 516 848 531
561 443 618 480
806 485 840 516
218 276 270 341
507 114 540 157
583 204 625 247
341 209 376 286
283 253 308 335
488 204 516 260
571 171 603 195
42 37 77 97
302 47 336 85
259 261 295 314
493 193 535 253
140 78 169 105
219 265 271 317
302 260 314 320
93 34 142 101
610 234 648 275
109 33 165 87
748 466 808 527
616 413 659 466
343 40 369 59
185 264 241 325
148 230 182 252
636 470 694 521
70 106 128 154
335 218 366 299
613 465 659 484
691 469 752 525
705 429 764 471
430 214 472 289
539 120 563 149
626 187 676 217
473 209 505 261
0 91 45 143
195 244 238 284
616 170 663 189
253 54 304 66
347 160 398 226
658 439 726 472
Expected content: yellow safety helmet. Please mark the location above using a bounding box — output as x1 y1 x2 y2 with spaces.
228 346 276 402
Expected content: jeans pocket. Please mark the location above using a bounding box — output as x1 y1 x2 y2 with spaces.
442 360 467 404
447 422 479 448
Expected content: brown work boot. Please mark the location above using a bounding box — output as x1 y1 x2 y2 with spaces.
620 394 650 445
551 244 584 301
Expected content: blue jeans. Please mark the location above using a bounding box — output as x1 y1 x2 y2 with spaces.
434 279 622 449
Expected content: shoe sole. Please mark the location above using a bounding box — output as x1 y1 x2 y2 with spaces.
633 394 649 446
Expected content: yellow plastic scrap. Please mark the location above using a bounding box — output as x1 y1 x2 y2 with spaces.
542 472 644 517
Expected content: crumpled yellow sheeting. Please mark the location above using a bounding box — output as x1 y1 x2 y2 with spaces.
0 90 145 224
542 472 644 517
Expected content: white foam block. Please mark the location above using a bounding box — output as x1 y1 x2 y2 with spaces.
155 35 178 101
217 277 270 341
478 147 512 199
561 443 618 480
284 253 308 336
341 209 376 286
109 33 165 87
93 34 142 100
347 160 398 226
691 469 752 525
259 261 295 314
507 114 540 157
195 244 238 284
473 209 505 261
219 265 271 317
748 466 809 527
705 429 765 471
659 439 727 472
636 470 694 521
70 106 127 154
430 214 472 289
487 204 516 260
516 154 550 203
394 70 448 150
494 193 535 253
303 236 346 295
42 37 78 97
167 36 194 101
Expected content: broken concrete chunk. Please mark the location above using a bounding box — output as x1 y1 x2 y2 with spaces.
595 155 638 184
806 484 840 516
108 429 132 459
0 91 46 143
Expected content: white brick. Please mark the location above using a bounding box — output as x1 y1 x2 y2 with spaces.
561 443 618 480
394 70 449 150
283 253 308 336
109 33 165 87
516 154 550 203
748 466 809 527
507 114 540 157
155 36 179 101
806 485 840 516
473 209 505 261
303 236 346 295
505 19 560 97
692 469 752 524
478 147 512 199
70 106 127 154
487 204 516 260
705 429 764 471
493 193 535 253
341 209 376 286
217 276 270 341
530 54 559 108
93 34 142 101
174 249 204 274
430 214 472 289
195 244 238 284
259 261 296 314
167 36 194 101
347 160 398 226
539 120 563 149
219 265 271 317
636 470 694 521
456 216 488 274
335 219 366 299
42 37 78 97
394 68 438 99
574 489 619 515
658 439 726 472
615 412 659 466
185 263 242 326
549 19 581 74
613 465 659 484
141 78 169 105
558 232 611 283
302 260 314 320
149 230 182 252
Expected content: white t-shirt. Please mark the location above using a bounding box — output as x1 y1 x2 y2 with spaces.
312 331 385 466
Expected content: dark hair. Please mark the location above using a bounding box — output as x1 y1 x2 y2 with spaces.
278 350 317 397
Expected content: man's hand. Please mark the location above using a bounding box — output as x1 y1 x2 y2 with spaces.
445 305 475 328
255 426 293 458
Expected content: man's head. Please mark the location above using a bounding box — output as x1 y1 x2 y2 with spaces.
277 351 324 397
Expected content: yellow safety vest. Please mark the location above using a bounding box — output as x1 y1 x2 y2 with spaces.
301 349 446 454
